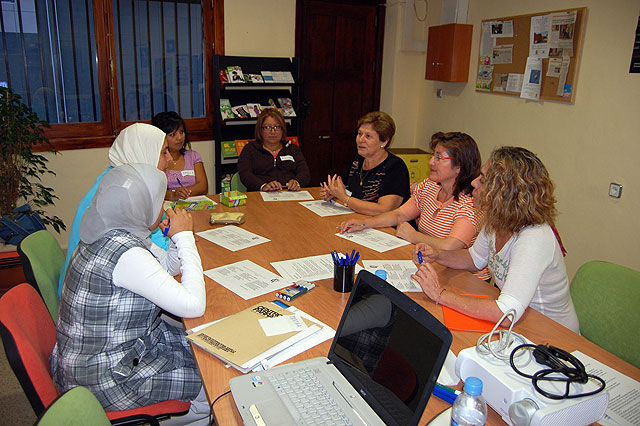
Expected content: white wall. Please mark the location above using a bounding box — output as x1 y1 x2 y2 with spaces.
381 0 640 277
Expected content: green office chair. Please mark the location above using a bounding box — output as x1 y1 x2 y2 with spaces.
231 172 247 192
34 386 111 426
17 230 64 322
570 261 640 368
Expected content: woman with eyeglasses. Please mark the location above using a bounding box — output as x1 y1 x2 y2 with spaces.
320 111 410 215
339 131 489 279
238 108 310 191
411 147 579 332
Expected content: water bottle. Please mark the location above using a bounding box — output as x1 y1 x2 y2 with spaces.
451 377 488 426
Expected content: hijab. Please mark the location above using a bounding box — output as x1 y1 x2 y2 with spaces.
80 163 167 248
109 123 166 167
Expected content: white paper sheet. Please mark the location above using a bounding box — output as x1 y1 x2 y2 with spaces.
259 315 308 336
362 260 422 292
260 190 314 201
520 57 542 100
204 260 287 300
299 200 353 216
196 225 269 252
271 253 337 282
506 73 524 93
529 14 550 57
335 228 410 253
572 350 640 426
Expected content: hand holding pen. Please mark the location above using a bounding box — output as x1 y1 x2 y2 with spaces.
413 243 438 266
174 177 191 200
338 219 367 234
160 207 193 238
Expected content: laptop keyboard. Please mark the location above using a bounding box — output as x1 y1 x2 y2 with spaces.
268 367 354 426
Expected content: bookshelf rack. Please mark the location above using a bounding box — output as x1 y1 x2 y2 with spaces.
213 55 299 191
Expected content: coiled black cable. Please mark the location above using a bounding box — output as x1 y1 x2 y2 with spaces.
509 344 606 400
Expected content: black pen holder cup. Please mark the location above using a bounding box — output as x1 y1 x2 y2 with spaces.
333 263 355 293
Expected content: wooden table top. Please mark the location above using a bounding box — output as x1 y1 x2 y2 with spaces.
183 188 640 426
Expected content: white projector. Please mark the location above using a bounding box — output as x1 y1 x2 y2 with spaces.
455 344 609 426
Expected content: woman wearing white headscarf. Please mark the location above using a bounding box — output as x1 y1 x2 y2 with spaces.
58 123 172 296
51 163 209 425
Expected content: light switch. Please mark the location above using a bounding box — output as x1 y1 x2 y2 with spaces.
608 183 622 198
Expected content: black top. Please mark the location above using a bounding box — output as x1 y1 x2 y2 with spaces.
341 153 410 203
238 140 311 191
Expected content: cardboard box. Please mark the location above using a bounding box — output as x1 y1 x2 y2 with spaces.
220 191 247 207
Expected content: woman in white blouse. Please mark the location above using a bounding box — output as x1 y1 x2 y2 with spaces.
411 146 579 333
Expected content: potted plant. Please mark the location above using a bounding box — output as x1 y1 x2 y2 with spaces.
0 86 65 243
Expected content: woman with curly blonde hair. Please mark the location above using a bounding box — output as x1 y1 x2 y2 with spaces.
411 147 579 333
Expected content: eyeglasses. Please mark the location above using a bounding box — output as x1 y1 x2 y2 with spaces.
261 125 282 132
432 153 453 162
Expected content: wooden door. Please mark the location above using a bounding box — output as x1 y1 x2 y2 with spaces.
296 0 384 185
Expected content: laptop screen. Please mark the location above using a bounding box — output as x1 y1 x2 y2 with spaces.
329 270 452 426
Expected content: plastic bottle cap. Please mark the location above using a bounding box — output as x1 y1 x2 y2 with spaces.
464 377 483 396
374 270 387 280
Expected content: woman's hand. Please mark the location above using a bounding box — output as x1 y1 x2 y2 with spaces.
411 263 442 302
325 174 348 203
175 186 191 200
339 219 367 234
161 207 193 238
262 180 283 191
395 222 419 243
413 243 439 266
286 179 300 191
319 182 333 201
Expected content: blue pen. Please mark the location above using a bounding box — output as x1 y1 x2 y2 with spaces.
418 251 424 264
176 177 184 187
163 224 170 237
331 251 339 264
351 253 360 265
432 387 456 404
345 253 349 266
350 249 356 262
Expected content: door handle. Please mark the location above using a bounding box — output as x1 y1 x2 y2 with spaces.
318 135 331 139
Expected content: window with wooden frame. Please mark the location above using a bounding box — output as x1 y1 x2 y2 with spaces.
0 0 224 150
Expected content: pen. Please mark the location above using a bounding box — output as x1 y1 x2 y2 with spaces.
417 251 423 264
351 253 360 265
163 224 170 237
176 177 184 187
432 387 457 404
435 383 461 395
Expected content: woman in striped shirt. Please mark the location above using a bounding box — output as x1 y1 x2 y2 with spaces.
339 132 482 253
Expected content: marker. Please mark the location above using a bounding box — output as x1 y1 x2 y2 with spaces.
417 251 423 264
435 383 461 396
432 387 456 404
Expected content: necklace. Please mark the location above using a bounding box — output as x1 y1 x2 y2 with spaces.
359 163 372 186
263 144 281 156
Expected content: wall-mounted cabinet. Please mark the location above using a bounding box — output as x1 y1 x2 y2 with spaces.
425 24 473 82
213 55 298 191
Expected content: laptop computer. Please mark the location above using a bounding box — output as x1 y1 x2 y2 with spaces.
230 270 453 426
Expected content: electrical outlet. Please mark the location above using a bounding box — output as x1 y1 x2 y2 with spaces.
608 183 622 198
436 89 443 98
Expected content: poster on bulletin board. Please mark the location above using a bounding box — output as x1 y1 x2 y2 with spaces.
475 8 587 103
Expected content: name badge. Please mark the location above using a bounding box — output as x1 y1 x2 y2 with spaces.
181 170 195 177
280 155 295 162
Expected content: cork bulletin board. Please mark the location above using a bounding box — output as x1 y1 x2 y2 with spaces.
476 7 587 103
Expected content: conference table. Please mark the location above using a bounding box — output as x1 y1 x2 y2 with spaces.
183 188 639 426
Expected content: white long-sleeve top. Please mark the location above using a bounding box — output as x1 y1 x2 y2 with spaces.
112 231 206 318
469 224 579 333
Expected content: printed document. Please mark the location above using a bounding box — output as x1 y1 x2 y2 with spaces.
196 225 270 252
260 190 314 201
335 228 409 253
362 260 421 292
299 200 353 216
271 253 336 282
573 350 640 426
204 259 287 300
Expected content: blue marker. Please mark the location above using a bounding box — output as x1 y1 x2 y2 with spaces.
417 251 423 264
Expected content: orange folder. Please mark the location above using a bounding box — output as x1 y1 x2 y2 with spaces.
441 294 499 333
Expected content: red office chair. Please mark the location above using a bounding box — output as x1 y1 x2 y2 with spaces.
0 284 190 425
